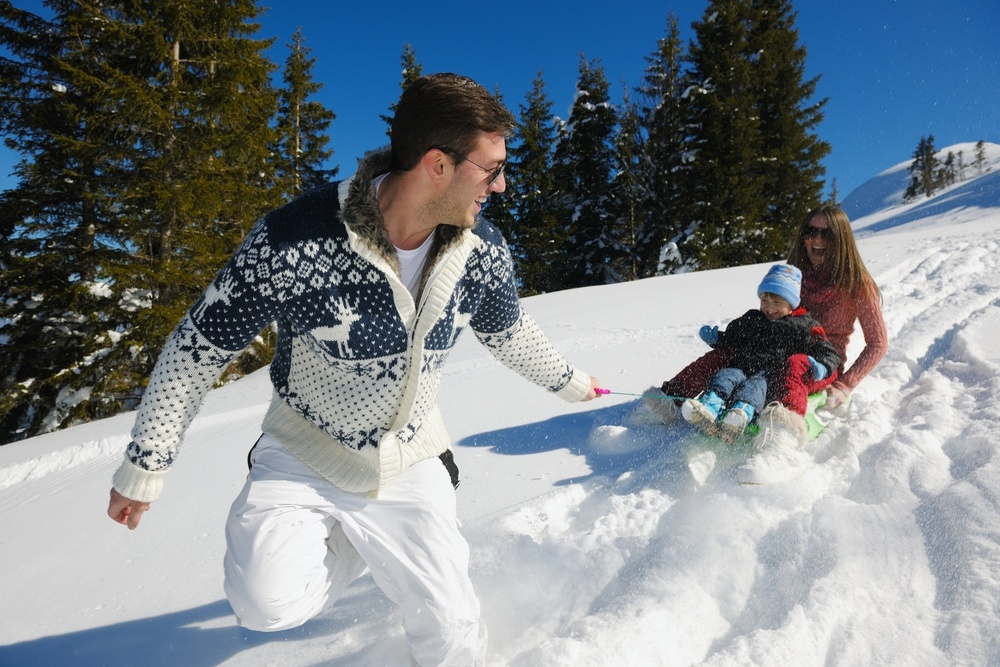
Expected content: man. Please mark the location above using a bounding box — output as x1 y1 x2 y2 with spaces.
107 73 600 666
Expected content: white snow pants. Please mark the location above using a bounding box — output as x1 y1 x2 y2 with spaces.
223 434 486 667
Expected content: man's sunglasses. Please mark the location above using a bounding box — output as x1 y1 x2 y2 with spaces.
803 225 834 240
431 146 506 186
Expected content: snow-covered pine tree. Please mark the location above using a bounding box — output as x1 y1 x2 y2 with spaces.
498 73 566 295
634 11 690 276
904 135 940 200
610 90 646 282
680 0 765 270
0 1 129 442
0 0 282 443
551 56 620 289
679 0 827 270
479 84 519 268
974 140 988 175
749 0 829 253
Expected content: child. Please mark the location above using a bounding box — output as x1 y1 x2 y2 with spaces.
681 264 841 441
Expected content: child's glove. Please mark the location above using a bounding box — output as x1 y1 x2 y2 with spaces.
807 355 827 381
698 325 719 346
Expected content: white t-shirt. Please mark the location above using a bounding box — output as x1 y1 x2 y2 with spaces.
375 173 433 301
396 233 434 301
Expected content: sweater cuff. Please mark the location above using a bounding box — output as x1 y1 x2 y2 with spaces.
555 367 592 402
112 453 168 503
831 380 852 396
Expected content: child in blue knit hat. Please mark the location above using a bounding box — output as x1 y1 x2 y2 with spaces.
681 264 842 441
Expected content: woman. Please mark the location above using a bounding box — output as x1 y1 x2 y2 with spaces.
786 204 886 409
651 204 887 483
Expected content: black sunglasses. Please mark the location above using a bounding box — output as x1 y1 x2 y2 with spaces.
430 146 506 186
803 225 834 240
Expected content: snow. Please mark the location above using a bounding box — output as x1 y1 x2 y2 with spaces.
2 143 1000 666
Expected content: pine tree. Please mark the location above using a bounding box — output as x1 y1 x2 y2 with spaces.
499 72 565 295
904 135 940 200
551 56 619 288
749 0 829 250
0 1 136 441
941 151 956 188
274 27 337 198
0 0 283 443
610 90 645 282
103 0 283 395
974 140 988 174
680 0 765 270
634 12 690 277
381 44 423 136
678 0 828 270
482 86 519 282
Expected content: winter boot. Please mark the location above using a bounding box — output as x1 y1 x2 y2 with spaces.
720 401 756 443
737 403 809 485
681 391 725 432
640 387 678 424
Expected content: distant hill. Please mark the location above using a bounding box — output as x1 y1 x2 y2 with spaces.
843 141 1000 226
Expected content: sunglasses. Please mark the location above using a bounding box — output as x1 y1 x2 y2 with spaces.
803 225 834 241
431 146 506 186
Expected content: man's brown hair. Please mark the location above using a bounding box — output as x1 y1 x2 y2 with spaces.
389 73 515 173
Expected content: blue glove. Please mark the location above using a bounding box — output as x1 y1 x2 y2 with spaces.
699 325 719 346
807 355 827 381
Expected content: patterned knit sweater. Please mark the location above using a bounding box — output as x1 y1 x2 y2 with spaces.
112 149 591 502
799 265 887 392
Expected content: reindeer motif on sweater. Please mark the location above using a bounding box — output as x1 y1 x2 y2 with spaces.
311 298 361 357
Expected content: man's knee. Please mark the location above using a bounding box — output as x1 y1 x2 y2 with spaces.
224 555 328 632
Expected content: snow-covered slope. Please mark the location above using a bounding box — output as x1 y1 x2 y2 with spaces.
2 144 1000 666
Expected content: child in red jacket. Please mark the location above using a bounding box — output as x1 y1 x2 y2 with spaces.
681 264 841 441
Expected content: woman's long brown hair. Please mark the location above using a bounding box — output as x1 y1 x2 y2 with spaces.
787 204 881 301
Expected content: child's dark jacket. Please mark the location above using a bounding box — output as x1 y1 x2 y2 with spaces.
711 307 842 381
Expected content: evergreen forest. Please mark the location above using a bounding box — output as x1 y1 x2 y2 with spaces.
1 0 831 443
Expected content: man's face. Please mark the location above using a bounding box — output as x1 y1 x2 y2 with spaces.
431 132 507 229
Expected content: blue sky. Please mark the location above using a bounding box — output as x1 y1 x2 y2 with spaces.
2 0 998 200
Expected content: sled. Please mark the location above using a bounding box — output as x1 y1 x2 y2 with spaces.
803 390 830 441
688 390 829 444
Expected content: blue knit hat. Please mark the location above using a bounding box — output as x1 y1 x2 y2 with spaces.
757 264 802 308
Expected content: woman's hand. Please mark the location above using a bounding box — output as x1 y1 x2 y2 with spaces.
825 384 851 411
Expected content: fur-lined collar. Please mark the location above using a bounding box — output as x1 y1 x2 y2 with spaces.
340 148 466 280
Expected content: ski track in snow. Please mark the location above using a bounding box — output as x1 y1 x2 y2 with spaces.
870 231 1000 665
468 224 1000 666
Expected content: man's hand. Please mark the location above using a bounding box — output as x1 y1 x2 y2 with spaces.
108 488 150 530
582 376 602 401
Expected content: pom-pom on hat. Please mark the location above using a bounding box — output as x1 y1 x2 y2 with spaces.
757 264 802 308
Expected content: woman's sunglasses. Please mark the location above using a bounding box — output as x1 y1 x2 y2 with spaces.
803 225 834 240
